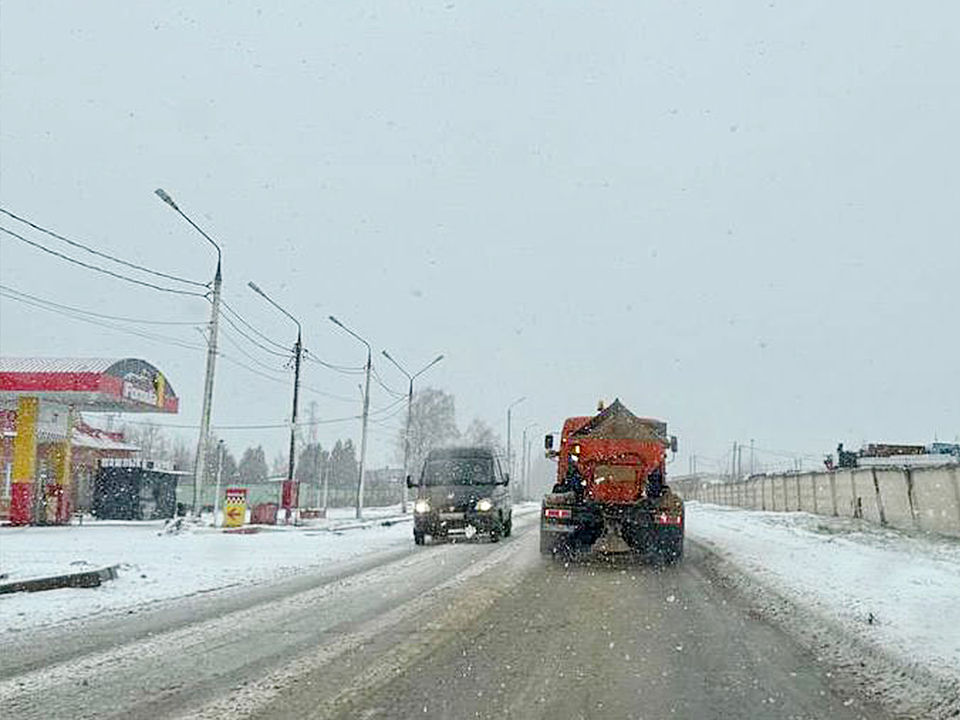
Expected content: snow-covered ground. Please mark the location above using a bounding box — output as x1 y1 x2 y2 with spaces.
0 502 541 633
686 502 960 692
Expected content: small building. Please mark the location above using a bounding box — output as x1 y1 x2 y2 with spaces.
0 356 179 524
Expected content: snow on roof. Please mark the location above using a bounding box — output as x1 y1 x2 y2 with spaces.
0 357 116 374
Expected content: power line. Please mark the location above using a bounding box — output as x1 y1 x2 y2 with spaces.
0 283 204 326
0 287 209 351
301 348 366 375
218 308 292 358
220 299 290 352
219 327 292 376
103 415 362 431
0 207 207 288
367 396 407 418
1 225 207 298
370 365 406 398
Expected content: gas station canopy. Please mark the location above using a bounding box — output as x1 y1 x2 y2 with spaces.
0 357 179 414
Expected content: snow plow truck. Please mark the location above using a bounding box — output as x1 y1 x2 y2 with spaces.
540 400 684 561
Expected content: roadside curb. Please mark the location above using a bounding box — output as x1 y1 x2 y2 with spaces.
0 565 121 595
311 515 414 533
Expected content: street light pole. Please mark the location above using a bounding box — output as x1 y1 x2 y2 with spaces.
248 281 302 523
330 316 373 520
155 189 221 518
381 351 444 513
506 397 525 482
521 422 538 500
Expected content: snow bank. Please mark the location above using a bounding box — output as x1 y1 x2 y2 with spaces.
686 502 960 688
0 515 412 633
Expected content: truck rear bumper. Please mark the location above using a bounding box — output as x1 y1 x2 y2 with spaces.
540 502 683 556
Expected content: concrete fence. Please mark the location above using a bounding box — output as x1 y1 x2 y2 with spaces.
673 464 960 538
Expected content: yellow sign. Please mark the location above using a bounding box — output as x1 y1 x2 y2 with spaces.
223 488 247 528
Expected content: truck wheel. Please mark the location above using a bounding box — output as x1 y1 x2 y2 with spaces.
414 530 425 546
662 535 683 563
540 531 557 556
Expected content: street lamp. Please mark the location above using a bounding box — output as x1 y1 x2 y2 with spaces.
506 396 526 482
329 315 372 520
381 350 444 513
521 422 539 500
155 188 222 518
249 281 302 524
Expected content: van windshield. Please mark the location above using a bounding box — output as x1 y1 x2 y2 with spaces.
422 458 495 486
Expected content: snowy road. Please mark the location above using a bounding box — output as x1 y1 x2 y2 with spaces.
3 507 934 720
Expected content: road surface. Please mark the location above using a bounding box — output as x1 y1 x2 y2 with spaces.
0 513 890 720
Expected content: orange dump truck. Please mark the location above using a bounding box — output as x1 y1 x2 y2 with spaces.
540 400 683 561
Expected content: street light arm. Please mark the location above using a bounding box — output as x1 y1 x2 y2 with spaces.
249 281 301 336
412 354 444 380
381 350 412 381
329 315 370 354
155 189 222 266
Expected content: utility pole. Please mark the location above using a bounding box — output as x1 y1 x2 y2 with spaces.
750 438 755 476
520 422 537 500
212 439 224 526
381 351 444 513
357 349 372 520
329 316 374 520
155 189 221 518
248 281 302 524
286 329 302 520
321 451 329 512
506 397 525 481
520 435 528 500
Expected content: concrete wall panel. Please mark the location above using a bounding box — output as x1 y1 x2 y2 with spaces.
852 468 882 525
911 466 960 537
834 470 856 517
874 469 908 528
814 473 833 516
798 473 817 513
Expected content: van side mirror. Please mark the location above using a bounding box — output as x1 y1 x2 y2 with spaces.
544 434 554 450
405 474 417 489
502 473 510 486
670 435 678 453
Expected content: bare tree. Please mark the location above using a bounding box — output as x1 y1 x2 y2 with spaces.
462 417 502 453
400 387 459 480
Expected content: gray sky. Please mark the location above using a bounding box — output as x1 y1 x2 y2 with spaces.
2 1 958 475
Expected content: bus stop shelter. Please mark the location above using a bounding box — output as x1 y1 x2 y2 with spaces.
0 357 179 525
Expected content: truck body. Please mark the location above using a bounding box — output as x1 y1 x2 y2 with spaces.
540 399 684 561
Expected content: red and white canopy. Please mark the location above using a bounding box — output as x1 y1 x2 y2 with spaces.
0 357 179 414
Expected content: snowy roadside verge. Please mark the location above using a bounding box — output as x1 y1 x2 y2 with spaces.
0 501 542 634
0 515 413 634
686 502 960 719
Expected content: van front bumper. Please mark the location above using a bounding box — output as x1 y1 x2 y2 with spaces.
414 510 499 535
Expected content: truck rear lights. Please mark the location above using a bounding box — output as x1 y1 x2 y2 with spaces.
544 508 571 520
655 512 682 526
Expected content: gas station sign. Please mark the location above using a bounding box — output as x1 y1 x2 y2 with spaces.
223 487 247 528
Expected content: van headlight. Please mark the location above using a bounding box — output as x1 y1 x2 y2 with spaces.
414 499 431 514
476 498 493 512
